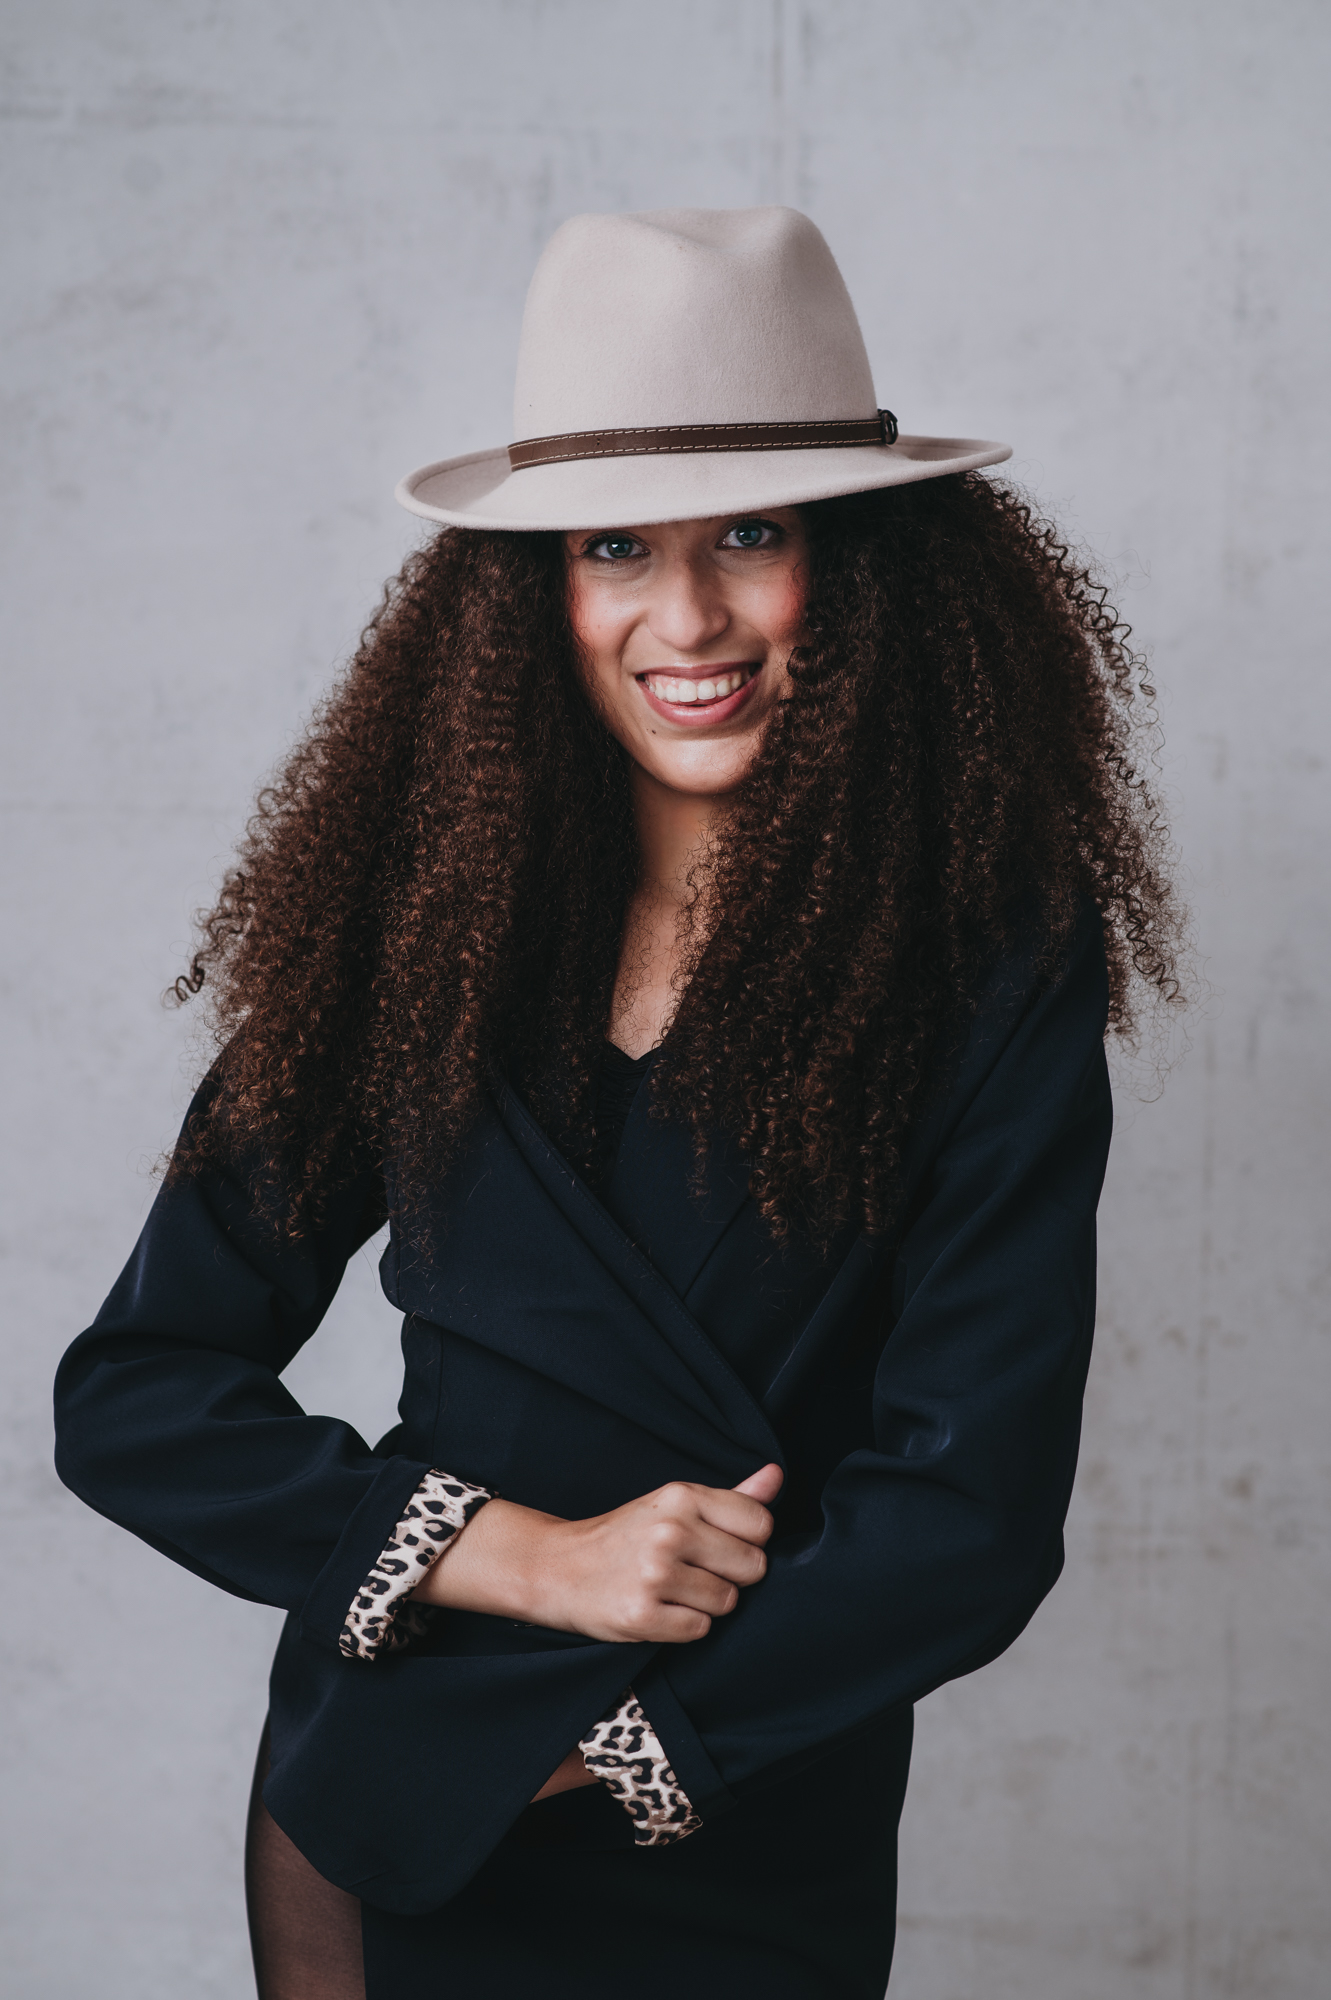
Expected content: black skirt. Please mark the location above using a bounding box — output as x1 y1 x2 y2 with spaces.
359 1709 913 1999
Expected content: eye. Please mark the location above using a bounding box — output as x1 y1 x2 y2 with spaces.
721 518 779 550
584 533 646 562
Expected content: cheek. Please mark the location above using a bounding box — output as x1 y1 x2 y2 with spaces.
566 577 600 658
568 586 641 744
759 564 808 649
567 583 617 689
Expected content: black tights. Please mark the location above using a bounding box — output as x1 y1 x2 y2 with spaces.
245 1722 365 2000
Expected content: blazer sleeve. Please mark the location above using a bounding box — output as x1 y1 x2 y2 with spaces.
635 903 1114 1817
53 1102 438 1630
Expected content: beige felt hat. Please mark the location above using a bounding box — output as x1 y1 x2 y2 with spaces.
396 206 1011 532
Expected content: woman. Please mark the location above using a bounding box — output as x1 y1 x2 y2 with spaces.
54 208 1178 1998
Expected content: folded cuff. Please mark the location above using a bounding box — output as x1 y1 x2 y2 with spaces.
578 1688 701 1846
339 1469 494 1661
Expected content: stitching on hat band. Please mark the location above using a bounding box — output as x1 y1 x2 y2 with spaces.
508 411 899 471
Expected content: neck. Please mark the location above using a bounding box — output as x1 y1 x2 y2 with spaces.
631 767 725 905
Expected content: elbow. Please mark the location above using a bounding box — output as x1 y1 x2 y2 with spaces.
52 1399 100 1511
52 1337 121 1510
964 1513 1067 1671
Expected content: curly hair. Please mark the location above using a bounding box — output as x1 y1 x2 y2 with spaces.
171 473 1180 1241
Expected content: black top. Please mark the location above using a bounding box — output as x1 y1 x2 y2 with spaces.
588 1041 657 1191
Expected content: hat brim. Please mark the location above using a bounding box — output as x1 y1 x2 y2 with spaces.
395 434 1013 532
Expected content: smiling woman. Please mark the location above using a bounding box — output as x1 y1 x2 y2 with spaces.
54 207 1181 2000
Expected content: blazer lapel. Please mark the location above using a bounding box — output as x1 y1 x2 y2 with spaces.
755 937 1049 1423
760 1231 889 1424
391 1082 782 1473
599 1075 753 1299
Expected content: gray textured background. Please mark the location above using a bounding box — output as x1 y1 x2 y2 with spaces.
3 4 1328 1995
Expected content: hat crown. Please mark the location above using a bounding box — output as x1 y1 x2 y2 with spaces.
512 206 877 440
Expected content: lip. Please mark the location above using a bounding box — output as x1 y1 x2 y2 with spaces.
635 661 763 728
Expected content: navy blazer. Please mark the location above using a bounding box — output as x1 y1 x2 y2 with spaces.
54 903 1111 1914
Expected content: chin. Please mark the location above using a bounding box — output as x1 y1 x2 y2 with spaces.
652 752 756 796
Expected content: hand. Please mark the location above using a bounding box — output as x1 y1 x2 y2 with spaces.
413 1462 784 1646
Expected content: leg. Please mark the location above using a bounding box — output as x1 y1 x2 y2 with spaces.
245 1719 366 2000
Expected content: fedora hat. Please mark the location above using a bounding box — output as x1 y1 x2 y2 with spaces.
397 206 1010 532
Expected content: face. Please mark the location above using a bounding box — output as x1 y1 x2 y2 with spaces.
564 508 808 800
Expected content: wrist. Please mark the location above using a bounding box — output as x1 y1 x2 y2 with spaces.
505 1508 577 1631
412 1496 567 1625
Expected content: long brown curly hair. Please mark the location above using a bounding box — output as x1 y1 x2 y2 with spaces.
172 473 1179 1241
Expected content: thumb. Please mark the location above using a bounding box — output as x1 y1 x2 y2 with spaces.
733 1461 784 1505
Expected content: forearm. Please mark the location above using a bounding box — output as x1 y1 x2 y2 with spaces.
409 1471 778 1643
532 1745 599 1798
410 1494 570 1625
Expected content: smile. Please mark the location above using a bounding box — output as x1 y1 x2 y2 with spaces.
635 662 761 726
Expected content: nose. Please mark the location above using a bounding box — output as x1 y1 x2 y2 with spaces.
643 554 731 655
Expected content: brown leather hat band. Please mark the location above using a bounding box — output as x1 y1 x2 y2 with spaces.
508 409 898 472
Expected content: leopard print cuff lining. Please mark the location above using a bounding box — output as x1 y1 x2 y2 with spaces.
339 1469 494 1661
579 1690 702 1846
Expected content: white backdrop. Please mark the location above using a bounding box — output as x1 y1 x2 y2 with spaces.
3 4 1328 1996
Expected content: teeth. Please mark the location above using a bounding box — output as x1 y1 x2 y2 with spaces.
645 668 752 705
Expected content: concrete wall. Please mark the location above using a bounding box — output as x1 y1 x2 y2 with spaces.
3 4 1327 1994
